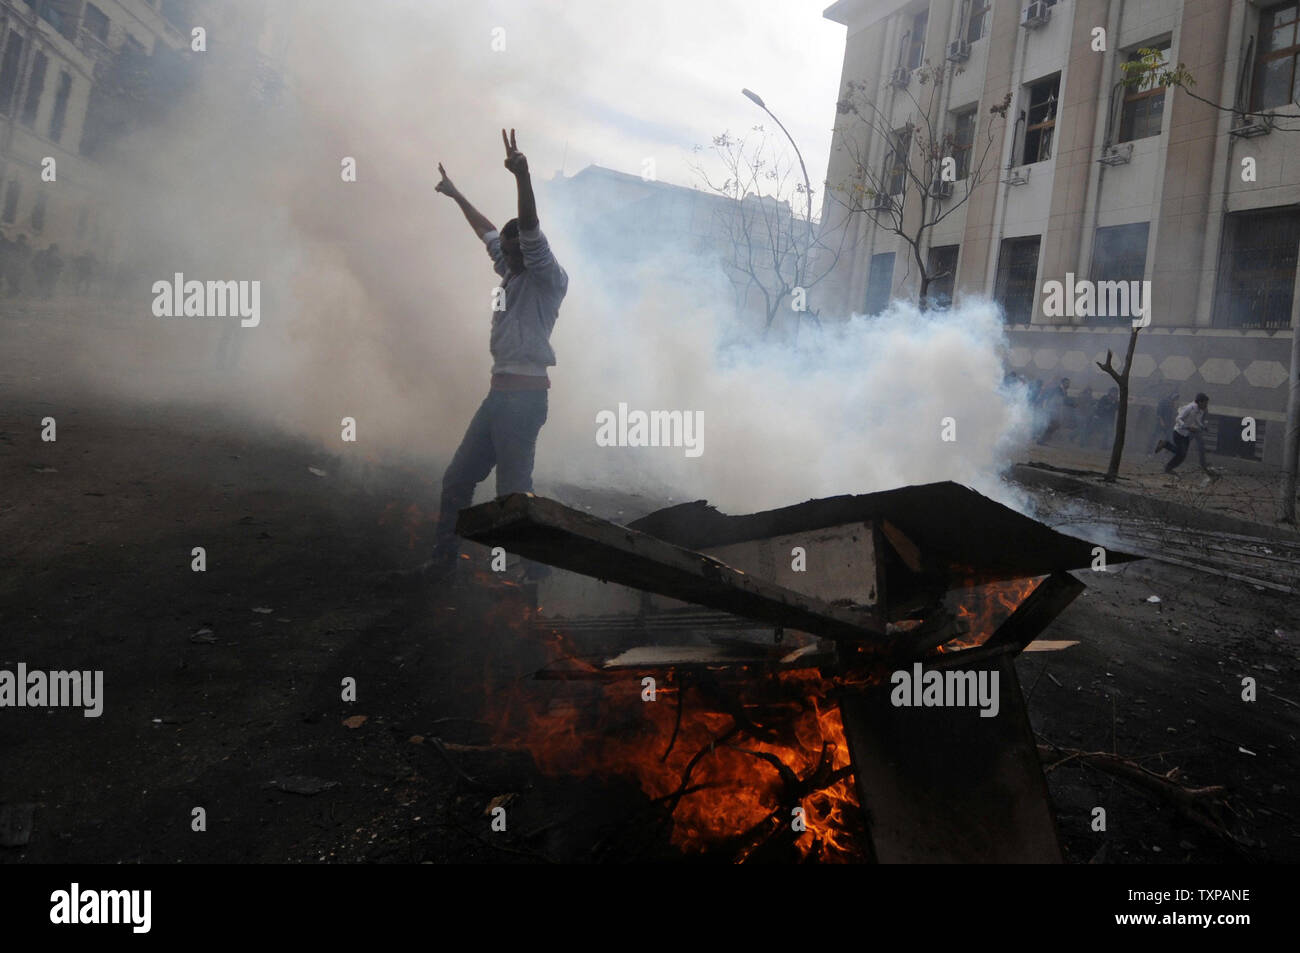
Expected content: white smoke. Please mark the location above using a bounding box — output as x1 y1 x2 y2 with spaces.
540 240 1035 510
24 0 1036 516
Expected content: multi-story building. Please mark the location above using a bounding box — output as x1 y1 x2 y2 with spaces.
0 0 285 271
821 0 1300 464
0 0 188 261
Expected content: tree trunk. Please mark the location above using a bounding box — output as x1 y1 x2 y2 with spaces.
1099 326 1141 483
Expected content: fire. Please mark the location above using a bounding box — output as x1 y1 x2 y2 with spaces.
940 575 1041 652
475 576 1042 861
486 621 863 862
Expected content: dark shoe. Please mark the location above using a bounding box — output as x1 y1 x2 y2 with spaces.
1153 439 1167 454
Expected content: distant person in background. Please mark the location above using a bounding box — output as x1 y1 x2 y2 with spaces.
1086 387 1119 449
1152 388 1179 453
72 251 94 295
6 234 30 296
1072 386 1095 445
1036 377 1073 445
32 243 63 299
1156 392 1214 479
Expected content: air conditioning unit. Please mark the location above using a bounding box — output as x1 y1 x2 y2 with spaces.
1098 142 1133 166
869 192 894 211
1229 116 1269 138
1021 1 1051 28
1002 166 1031 186
888 66 911 89
946 39 970 63
931 177 954 199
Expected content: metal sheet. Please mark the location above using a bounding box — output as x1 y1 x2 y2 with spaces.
628 481 1137 585
838 654 1062 863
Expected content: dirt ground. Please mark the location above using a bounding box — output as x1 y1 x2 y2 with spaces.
2 304 1298 864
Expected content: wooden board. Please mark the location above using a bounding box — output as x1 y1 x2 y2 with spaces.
838 653 1062 863
457 494 889 645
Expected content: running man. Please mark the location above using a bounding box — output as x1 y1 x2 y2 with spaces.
1156 392 1213 479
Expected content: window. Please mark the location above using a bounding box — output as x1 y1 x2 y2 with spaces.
21 51 47 128
21 1 63 31
882 127 911 196
965 0 991 44
995 236 1041 323
951 107 977 180
1119 45 1169 141
30 193 46 233
1090 223 1149 323
1092 224 1149 282
84 4 110 43
1209 413 1264 460
903 10 928 70
1215 207 1300 329
2 180 20 224
927 245 959 309
0 31 25 115
865 252 896 315
1253 2 1300 111
49 71 72 143
1023 77 1059 164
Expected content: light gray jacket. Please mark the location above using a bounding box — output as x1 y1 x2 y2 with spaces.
485 226 568 376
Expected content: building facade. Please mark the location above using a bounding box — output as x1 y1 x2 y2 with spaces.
0 0 286 276
821 0 1300 464
0 0 188 263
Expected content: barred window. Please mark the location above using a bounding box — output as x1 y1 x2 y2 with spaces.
995 236 1041 324
1215 207 1300 329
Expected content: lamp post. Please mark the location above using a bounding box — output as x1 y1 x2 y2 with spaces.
742 88 813 228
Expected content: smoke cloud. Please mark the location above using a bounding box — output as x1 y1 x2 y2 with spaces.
32 0 1034 515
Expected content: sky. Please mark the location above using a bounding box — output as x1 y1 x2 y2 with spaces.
414 0 849 200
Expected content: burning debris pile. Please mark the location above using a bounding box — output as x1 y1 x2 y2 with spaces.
458 481 1135 862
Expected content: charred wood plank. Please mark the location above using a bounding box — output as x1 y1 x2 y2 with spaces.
457 494 889 644
982 570 1084 653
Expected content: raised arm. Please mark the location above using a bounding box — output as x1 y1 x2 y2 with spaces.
502 128 538 231
436 163 496 240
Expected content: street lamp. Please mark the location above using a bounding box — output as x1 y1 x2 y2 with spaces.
741 88 812 228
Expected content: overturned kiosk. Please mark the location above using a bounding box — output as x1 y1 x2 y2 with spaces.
457 481 1135 863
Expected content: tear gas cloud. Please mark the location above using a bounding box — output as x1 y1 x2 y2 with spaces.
43 0 1034 513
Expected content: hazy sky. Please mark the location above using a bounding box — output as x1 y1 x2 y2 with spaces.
450 0 848 197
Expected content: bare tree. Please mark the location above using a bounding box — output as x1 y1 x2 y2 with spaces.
690 127 849 335
1095 326 1143 483
830 62 1010 309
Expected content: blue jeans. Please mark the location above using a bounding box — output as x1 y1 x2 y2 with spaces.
435 389 548 557
1165 430 1207 472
